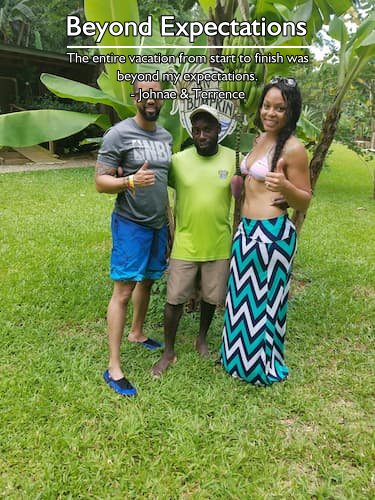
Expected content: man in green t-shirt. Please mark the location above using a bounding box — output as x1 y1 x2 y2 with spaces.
152 105 236 377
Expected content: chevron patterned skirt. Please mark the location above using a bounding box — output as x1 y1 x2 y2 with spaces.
220 215 297 385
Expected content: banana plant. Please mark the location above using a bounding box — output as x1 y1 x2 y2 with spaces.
291 10 375 232
309 11 375 189
0 0 140 148
0 0 357 152
0 0 201 150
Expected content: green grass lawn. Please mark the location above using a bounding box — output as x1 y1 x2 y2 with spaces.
0 143 374 499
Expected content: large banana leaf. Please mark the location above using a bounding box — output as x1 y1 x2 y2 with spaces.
347 12 375 54
343 13 375 86
313 0 331 25
41 73 134 120
138 18 174 74
158 99 188 153
84 0 139 106
324 0 352 15
254 0 283 18
304 0 350 41
0 110 110 148
274 0 350 43
96 72 136 118
328 17 348 45
355 31 375 60
265 36 308 80
137 23 208 74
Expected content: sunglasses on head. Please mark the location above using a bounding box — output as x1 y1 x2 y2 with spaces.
270 77 297 87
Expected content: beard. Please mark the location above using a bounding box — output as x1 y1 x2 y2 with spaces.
138 105 161 122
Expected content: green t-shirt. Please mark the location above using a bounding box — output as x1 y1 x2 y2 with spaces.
169 145 236 261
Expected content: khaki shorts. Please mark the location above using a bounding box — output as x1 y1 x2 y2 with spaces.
167 259 230 306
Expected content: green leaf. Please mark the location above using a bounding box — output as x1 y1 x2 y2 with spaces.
297 0 351 21
158 99 186 153
97 72 117 98
34 30 42 50
0 110 111 148
255 0 281 18
325 0 352 16
222 132 256 154
138 18 174 74
314 0 331 25
329 17 349 85
328 17 348 44
266 37 308 80
275 0 296 9
297 112 320 143
306 3 324 40
274 4 291 19
197 0 216 17
14 2 34 20
355 32 375 61
347 13 375 52
344 13 375 78
84 0 140 106
184 33 208 57
255 0 300 19
291 0 313 24
41 73 134 120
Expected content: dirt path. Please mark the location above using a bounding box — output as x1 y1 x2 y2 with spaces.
0 158 95 174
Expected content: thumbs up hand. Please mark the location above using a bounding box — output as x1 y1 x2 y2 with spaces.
265 157 287 193
134 160 155 187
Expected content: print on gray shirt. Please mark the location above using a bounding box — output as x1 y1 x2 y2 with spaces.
98 118 172 229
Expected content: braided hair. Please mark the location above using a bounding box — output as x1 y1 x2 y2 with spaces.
254 79 302 172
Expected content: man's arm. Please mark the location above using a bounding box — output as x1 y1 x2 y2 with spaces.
95 161 155 194
95 162 126 194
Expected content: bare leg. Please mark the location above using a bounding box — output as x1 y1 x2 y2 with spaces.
128 279 154 342
195 300 216 357
151 302 183 377
107 280 136 380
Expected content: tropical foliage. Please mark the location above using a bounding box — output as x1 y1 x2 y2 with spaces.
293 59 374 151
0 0 39 46
0 1 328 146
31 0 86 52
308 10 374 188
0 0 373 170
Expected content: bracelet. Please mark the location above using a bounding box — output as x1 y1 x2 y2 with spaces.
122 176 129 190
128 175 135 189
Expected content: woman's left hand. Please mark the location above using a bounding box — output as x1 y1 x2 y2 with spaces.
265 158 288 193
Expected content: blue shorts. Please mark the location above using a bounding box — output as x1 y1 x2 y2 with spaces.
110 212 168 282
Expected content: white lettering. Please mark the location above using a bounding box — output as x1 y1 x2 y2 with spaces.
66 15 81 37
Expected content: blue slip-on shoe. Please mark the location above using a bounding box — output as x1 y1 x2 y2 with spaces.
103 370 137 397
139 337 164 350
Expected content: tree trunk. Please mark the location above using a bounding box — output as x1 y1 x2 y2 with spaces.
208 2 231 65
291 210 306 234
233 193 243 237
310 103 342 190
291 103 342 233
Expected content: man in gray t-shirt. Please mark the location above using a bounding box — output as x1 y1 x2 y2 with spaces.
96 79 172 397
97 116 171 229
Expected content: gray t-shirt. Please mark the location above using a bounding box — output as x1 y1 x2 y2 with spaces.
97 118 172 229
